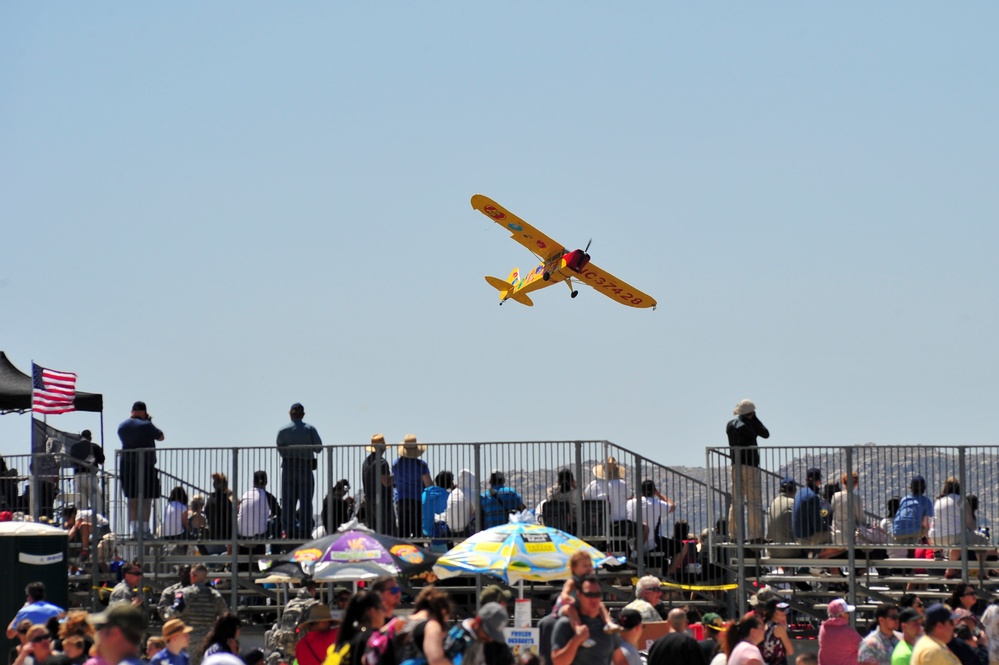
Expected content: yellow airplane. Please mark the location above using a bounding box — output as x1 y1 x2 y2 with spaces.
471 194 657 309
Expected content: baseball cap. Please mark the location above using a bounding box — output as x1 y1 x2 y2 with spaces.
899 608 921 623
828 599 856 616
480 584 513 606
749 586 779 606
89 603 148 644
618 609 643 631
81 429 92 440
780 477 797 492
131 401 147 412
477 602 509 643
924 603 959 629
290 403 304 411
702 613 724 632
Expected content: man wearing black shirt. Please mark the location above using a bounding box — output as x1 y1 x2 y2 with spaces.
727 399 769 543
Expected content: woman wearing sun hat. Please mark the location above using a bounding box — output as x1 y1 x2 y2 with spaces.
150 619 193 665
294 605 338 665
392 434 432 538
583 457 634 540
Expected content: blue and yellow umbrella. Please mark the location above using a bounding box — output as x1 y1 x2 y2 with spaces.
432 522 620 584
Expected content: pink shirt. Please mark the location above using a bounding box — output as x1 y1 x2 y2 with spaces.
730 641 764 665
819 616 862 665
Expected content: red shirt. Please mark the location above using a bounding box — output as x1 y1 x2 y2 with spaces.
295 628 339 665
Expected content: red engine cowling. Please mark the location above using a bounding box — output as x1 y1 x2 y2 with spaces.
564 249 591 273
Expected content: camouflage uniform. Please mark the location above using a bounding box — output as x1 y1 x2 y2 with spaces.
158 581 184 620
265 588 320 665
175 582 227 665
108 580 146 608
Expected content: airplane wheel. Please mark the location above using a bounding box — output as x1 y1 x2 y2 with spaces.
542 272 550 281
571 291 578 298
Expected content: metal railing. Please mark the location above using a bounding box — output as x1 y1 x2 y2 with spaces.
707 445 999 615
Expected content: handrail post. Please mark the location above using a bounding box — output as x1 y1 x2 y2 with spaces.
326 447 334 534
634 451 644 578
473 443 482 535
706 449 716 566
846 447 857 620
733 450 746 616
230 448 239 612
574 442 583 537
959 447 969 582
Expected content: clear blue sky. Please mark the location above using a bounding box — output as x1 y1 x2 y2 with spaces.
2 4 997 467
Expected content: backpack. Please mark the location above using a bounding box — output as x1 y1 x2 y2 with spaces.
324 642 351 665
362 620 399 665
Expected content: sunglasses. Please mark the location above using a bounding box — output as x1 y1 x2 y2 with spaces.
580 591 603 598
31 636 51 644
388 586 401 594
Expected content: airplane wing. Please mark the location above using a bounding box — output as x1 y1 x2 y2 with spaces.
575 262 657 309
471 194 565 261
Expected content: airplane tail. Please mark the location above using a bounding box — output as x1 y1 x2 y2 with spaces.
484 268 532 306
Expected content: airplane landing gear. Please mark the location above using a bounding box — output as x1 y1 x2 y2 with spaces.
542 272 550 281
571 291 578 298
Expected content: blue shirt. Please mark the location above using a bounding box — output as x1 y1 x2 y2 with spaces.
792 485 823 539
480 487 524 529
893 494 934 537
276 419 323 462
7 600 64 631
117 418 163 450
422 485 450 536
393 457 430 501
150 650 190 665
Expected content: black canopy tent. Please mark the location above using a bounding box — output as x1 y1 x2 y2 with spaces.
0 351 103 413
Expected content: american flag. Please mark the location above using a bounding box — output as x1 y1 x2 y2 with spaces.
32 363 77 415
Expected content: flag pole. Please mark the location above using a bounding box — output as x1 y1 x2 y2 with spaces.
30 361 39 521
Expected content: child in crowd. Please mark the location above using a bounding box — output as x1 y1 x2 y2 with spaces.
554 551 621 637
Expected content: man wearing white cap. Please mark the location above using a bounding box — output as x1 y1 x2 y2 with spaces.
727 399 769 543
818 599 862 665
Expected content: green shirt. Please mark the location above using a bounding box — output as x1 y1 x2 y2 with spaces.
891 640 914 665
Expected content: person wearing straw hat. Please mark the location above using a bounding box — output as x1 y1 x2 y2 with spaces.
362 435 396 536
150 619 193 665
583 457 634 541
727 399 769 544
294 605 338 665
392 434 432 538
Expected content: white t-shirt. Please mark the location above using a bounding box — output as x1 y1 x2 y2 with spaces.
729 640 763 665
583 478 630 522
162 501 186 537
626 496 674 550
830 490 865 544
929 494 963 540
237 487 269 537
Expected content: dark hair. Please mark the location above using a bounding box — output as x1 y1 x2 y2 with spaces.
211 472 228 492
674 520 690 541
338 591 383 646
579 574 601 590
967 494 979 515
414 586 453 623
26 582 45 601
435 471 454 490
911 476 927 495
822 483 841 502
168 486 188 504
940 477 961 499
899 593 921 609
556 469 574 493
203 613 242 652
641 479 656 498
886 496 901 518
178 565 192 586
875 603 899 620
723 614 760 656
489 471 506 488
253 471 267 488
370 577 399 594
947 583 974 610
